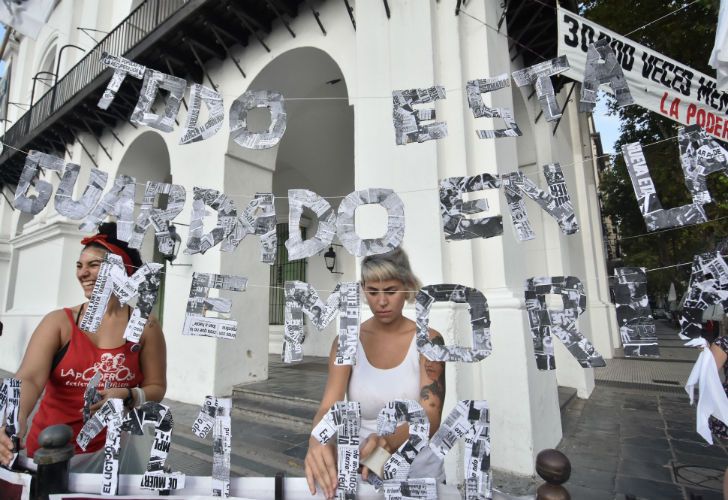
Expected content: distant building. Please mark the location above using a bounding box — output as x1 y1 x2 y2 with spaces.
0 0 618 478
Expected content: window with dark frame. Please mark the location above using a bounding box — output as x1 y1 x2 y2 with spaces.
269 223 306 325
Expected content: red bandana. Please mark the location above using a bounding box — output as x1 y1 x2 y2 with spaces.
80 234 135 276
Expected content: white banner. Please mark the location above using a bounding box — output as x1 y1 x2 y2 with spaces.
557 7 728 142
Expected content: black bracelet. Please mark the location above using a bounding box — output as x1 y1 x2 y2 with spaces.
123 387 133 409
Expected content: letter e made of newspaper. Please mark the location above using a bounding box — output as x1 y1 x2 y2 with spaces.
182 273 248 341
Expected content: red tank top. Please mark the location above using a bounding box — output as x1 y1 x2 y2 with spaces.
25 308 144 457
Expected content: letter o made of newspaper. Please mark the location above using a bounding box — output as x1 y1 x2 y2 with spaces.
376 400 430 481
336 188 405 257
415 284 492 362
229 90 287 150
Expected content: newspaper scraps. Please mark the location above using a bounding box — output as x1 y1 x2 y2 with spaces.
428 400 491 500
311 401 361 500
77 398 124 496
79 175 137 242
465 74 523 139
179 83 225 145
415 285 492 362
54 164 109 219
98 52 146 110
285 189 336 260
0 378 21 470
678 124 728 205
613 267 659 357
182 273 248 340
382 478 438 500
122 402 185 493
14 150 65 214
501 164 579 241
524 276 605 370
622 141 708 231
439 173 503 240
579 38 634 112
283 281 360 364
392 86 448 145
376 400 430 482
679 251 728 339
336 189 405 257
128 182 186 256
130 69 186 133
79 253 164 343
512 56 570 122
192 396 232 497
82 371 104 424
185 188 277 264
229 90 287 150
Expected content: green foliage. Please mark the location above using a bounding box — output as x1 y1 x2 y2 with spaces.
583 0 728 300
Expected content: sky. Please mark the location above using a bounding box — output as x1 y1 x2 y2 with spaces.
592 90 621 155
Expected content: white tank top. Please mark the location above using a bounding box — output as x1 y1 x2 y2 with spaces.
348 333 421 438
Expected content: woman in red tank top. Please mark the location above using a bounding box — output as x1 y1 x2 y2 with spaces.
0 223 167 469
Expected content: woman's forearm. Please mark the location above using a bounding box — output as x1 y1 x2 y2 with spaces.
139 383 165 404
17 377 43 438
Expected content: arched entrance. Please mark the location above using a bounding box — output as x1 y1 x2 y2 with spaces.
116 130 172 322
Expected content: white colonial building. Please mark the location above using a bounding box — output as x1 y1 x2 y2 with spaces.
0 0 618 479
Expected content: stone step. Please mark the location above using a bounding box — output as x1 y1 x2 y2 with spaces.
232 386 318 429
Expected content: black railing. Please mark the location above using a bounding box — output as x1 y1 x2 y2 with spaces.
0 0 187 164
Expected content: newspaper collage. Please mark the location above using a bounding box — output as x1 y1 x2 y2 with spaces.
179 83 225 145
622 141 708 231
501 164 579 241
130 69 186 133
79 253 164 343
678 124 728 205
77 398 124 496
579 38 633 113
679 251 728 339
524 276 605 370
98 52 146 110
122 402 185 493
182 273 248 340
0 378 20 470
511 56 570 122
415 285 492 362
192 396 232 497
128 182 186 257
376 400 430 482
14 150 65 215
80 174 137 242
382 479 438 500
224 193 276 264
82 371 104 424
283 281 360 364
465 74 523 139
428 400 491 500
311 401 361 500
285 189 337 260
613 267 659 357
392 86 448 145
439 173 503 241
229 90 287 150
336 189 405 257
55 164 109 219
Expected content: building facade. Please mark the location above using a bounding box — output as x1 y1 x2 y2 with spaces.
0 0 619 479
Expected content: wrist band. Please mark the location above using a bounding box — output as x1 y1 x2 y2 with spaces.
133 387 146 408
123 387 133 409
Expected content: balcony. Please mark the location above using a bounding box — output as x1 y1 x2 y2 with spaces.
0 0 309 187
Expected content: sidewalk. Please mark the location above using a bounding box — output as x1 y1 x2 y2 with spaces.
1 319 721 499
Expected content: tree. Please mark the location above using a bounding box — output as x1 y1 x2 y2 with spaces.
583 0 728 302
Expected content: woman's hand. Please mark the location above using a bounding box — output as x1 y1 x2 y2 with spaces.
89 387 130 414
304 436 338 498
359 433 392 481
0 423 25 468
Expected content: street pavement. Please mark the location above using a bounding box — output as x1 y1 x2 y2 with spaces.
1 318 723 499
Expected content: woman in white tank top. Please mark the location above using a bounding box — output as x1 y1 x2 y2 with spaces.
304 248 446 499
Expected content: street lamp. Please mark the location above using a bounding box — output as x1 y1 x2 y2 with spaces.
164 224 191 266
324 245 343 274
